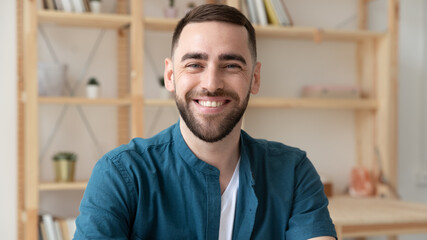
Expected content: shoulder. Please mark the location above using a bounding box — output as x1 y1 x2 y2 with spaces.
105 124 176 161
241 130 307 165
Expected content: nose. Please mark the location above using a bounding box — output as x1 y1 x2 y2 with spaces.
200 66 224 93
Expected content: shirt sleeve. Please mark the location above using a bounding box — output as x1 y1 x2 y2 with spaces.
74 153 138 240
285 156 337 239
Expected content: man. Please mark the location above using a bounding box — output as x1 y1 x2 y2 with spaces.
74 4 336 240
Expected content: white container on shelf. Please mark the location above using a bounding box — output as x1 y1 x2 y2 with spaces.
90 1 101 13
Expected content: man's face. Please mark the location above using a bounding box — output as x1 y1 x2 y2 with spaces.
165 21 260 142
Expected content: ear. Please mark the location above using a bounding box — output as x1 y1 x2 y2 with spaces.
250 62 261 94
164 58 175 92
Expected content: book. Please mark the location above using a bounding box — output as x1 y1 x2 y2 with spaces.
42 214 57 240
44 0 56 10
72 0 85 13
61 0 73 12
54 221 64 240
271 0 291 26
54 0 63 11
263 0 280 25
253 0 268 26
40 221 48 240
82 0 91 12
245 0 259 24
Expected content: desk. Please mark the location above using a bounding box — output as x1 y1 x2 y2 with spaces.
329 196 427 239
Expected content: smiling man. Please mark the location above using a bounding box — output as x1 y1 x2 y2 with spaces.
74 4 336 240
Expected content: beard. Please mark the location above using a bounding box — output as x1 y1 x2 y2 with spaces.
175 88 251 143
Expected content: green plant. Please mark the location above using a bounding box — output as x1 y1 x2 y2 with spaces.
53 152 77 161
87 77 99 86
187 2 195 8
90 0 101 2
169 0 174 7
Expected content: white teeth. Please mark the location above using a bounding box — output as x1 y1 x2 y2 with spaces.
199 101 224 108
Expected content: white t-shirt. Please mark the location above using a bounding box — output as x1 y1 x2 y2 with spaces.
218 160 240 240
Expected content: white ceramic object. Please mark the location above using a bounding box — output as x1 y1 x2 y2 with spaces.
86 85 99 98
90 1 101 13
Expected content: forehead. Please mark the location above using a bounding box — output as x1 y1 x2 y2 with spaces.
174 21 251 60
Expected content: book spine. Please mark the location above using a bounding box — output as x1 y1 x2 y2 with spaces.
245 0 259 24
263 0 280 25
254 0 268 26
42 214 57 240
61 0 72 12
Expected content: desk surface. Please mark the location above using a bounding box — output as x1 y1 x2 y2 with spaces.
329 196 427 238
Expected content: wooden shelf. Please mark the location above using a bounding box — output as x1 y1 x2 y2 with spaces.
39 97 132 106
39 181 88 191
144 98 378 110
144 17 384 42
38 10 131 29
249 98 378 109
329 196 427 238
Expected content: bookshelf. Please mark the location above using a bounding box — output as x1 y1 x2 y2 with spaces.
18 0 401 239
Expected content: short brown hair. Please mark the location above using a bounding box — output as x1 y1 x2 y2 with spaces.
171 4 257 62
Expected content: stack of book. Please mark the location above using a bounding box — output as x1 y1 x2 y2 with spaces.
39 214 76 240
41 0 92 13
244 0 293 26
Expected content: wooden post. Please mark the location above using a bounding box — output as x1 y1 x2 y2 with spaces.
117 0 131 145
130 0 144 138
17 0 25 239
375 0 399 194
23 0 39 239
355 0 376 170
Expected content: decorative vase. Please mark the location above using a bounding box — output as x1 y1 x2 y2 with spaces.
54 160 76 182
163 7 178 18
86 85 99 98
90 1 101 13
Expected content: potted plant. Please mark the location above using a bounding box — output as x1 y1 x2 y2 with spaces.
185 2 196 14
89 0 102 13
53 152 77 182
86 77 100 98
164 0 178 18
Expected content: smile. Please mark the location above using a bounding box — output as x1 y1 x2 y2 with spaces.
197 100 226 108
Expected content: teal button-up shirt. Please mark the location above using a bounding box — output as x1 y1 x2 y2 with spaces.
74 122 336 239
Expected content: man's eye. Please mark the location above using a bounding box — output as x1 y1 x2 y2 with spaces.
187 63 202 68
224 64 242 69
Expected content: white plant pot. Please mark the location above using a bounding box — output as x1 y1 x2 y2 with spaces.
86 85 99 98
90 1 101 13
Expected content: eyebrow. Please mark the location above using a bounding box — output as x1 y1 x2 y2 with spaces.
219 53 247 65
181 52 247 66
181 52 208 62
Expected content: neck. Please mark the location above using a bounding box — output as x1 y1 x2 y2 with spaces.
180 118 241 168
179 118 241 193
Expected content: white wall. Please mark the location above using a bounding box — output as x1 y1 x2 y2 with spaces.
0 1 17 239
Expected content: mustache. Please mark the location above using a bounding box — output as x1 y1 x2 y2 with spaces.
185 89 240 101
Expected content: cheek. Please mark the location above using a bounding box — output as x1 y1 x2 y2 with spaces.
173 71 199 94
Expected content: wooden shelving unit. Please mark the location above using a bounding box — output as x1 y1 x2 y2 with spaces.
39 97 133 105
19 0 143 239
18 0 405 239
39 181 88 191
